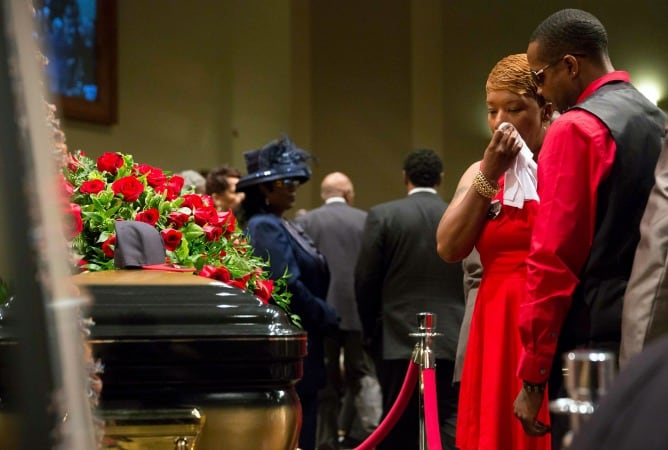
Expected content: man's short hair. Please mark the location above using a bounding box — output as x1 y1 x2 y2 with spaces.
530 8 608 62
403 149 442 187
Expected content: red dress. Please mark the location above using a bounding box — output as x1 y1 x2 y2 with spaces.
456 187 551 450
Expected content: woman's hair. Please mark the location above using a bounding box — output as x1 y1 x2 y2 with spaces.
205 165 242 195
237 183 271 228
486 53 545 106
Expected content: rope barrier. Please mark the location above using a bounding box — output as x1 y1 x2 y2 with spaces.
353 360 419 450
422 368 442 450
352 312 444 450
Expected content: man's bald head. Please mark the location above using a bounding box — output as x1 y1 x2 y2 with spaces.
321 171 355 204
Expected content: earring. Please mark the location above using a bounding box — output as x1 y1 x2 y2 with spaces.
265 197 270 206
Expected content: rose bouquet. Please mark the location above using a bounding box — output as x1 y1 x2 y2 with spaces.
62 150 298 326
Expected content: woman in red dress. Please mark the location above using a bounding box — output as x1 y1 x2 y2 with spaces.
436 54 553 450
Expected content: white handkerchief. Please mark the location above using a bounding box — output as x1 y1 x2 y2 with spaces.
498 122 539 208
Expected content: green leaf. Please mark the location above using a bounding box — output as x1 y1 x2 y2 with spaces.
64 150 301 328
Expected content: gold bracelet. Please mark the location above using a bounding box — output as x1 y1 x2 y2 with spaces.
472 171 499 199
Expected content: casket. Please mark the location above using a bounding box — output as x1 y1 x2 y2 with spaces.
0 270 306 450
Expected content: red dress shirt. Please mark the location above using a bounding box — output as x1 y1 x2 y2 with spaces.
517 71 631 383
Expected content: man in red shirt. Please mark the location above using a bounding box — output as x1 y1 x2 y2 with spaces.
513 8 666 443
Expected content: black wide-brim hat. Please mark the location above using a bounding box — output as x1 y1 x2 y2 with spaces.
236 135 312 192
114 220 194 272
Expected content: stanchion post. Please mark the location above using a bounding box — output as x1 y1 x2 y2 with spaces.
410 312 440 450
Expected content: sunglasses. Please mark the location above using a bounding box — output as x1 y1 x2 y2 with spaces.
530 53 586 87
273 178 301 188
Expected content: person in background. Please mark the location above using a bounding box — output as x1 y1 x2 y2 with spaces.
513 9 665 447
355 148 464 450
296 172 381 449
178 169 206 195
436 53 553 450
205 165 245 212
236 136 339 450
453 248 482 384
620 127 668 366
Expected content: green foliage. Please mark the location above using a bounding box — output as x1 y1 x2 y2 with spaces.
62 150 297 325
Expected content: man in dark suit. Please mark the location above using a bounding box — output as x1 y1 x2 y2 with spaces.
354 149 465 450
297 172 381 449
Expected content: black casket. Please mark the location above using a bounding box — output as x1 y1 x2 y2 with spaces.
75 270 306 449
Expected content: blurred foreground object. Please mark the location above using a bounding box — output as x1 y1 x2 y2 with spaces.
0 1 96 448
549 350 616 448
569 337 668 450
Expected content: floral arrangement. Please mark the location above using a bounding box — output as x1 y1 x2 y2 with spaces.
62 150 298 326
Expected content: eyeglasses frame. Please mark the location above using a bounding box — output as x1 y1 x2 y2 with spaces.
530 53 587 87
273 178 301 189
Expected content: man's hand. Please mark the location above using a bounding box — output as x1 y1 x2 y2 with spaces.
513 387 551 436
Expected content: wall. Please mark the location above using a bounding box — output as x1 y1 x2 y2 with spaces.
60 0 668 212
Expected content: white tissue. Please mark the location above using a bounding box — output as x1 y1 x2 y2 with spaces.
498 122 539 208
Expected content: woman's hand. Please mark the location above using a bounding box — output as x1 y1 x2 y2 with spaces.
481 124 524 181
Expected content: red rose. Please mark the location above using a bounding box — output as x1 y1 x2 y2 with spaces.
59 174 74 197
195 206 218 226
167 175 184 194
132 163 153 175
67 152 84 171
227 279 247 290
203 224 222 241
198 265 231 282
134 164 167 188
254 279 274 304
66 203 83 238
96 152 124 175
80 179 106 194
135 208 160 226
111 176 145 202
167 211 190 229
155 175 184 201
101 235 116 257
200 194 215 208
181 194 204 210
160 228 182 251
147 169 167 188
198 265 217 279
217 210 237 233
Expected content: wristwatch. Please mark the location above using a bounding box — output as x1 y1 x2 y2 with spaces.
522 380 546 393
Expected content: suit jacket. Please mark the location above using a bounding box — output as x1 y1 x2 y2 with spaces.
354 191 464 361
296 201 367 331
453 248 481 382
245 213 339 394
620 129 668 365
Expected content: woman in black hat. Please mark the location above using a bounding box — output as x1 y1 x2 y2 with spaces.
237 136 339 450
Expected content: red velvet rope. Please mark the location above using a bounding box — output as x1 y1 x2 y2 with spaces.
422 368 442 450
353 360 420 450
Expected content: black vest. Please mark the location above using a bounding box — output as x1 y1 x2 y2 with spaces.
557 81 666 359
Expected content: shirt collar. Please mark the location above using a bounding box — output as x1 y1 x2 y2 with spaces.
577 71 630 104
408 187 437 196
325 197 346 204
